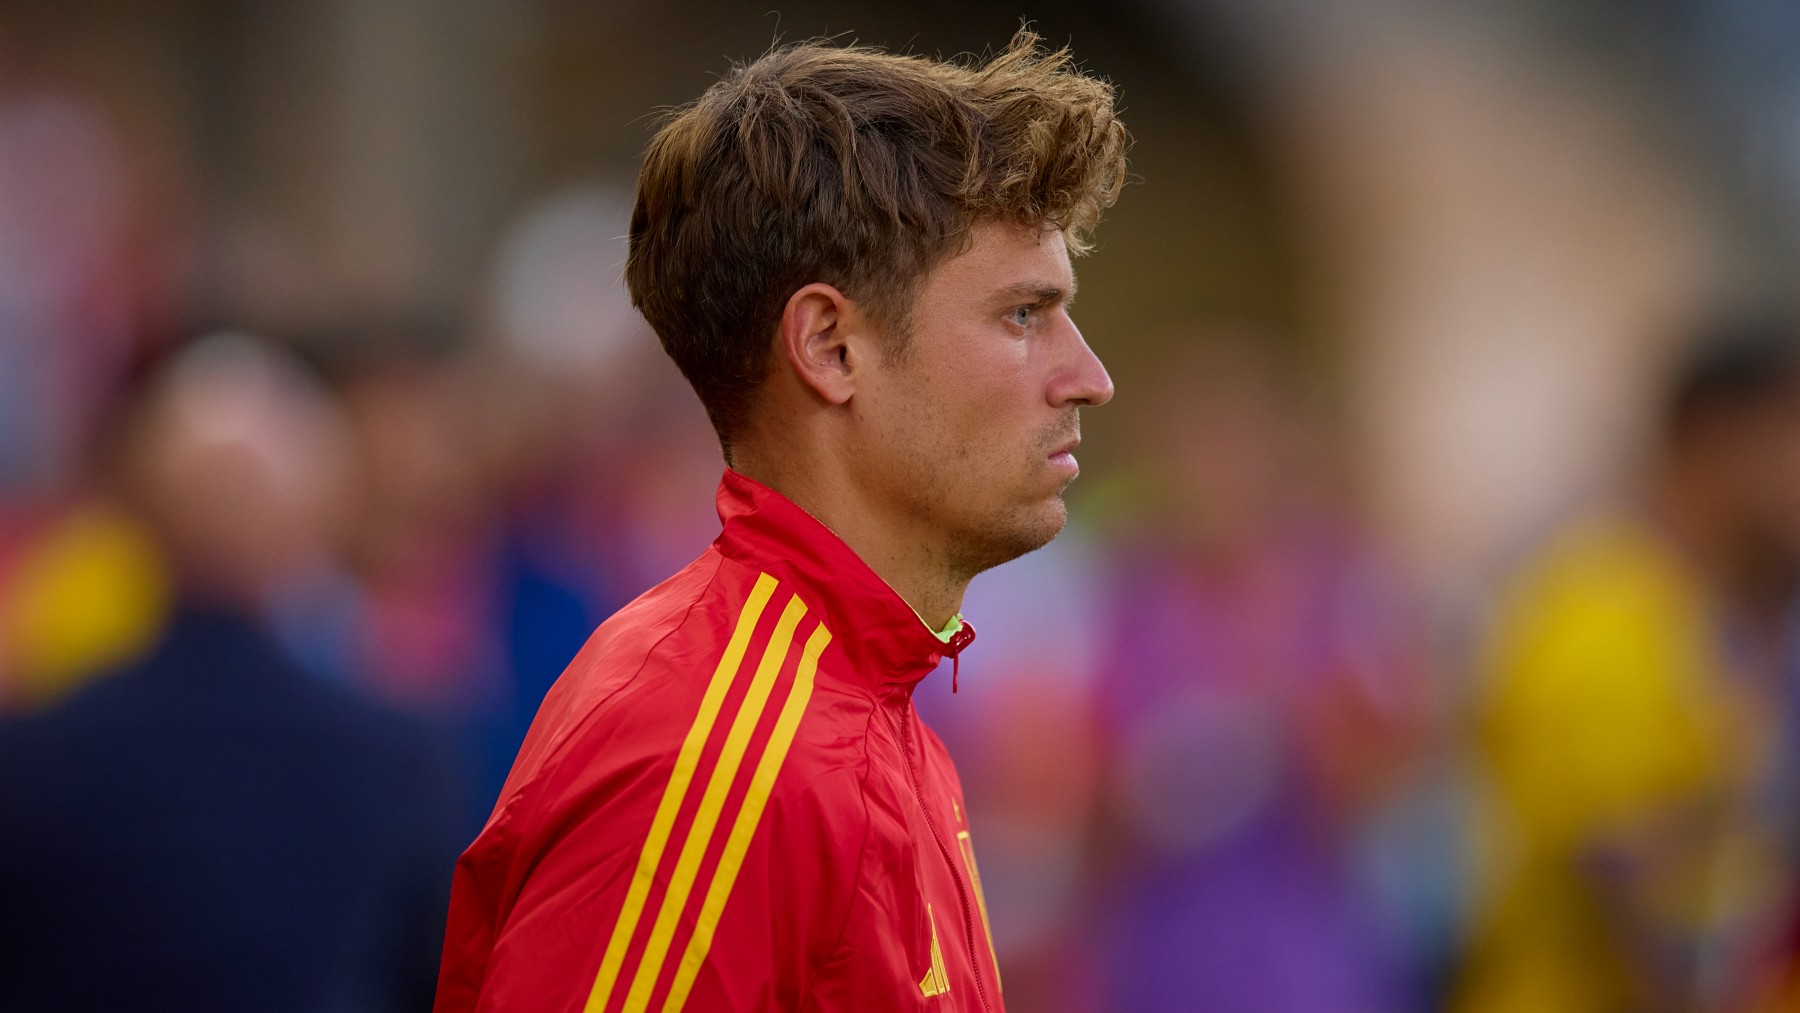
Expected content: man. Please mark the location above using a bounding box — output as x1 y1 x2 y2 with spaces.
1458 312 1800 1011
434 29 1125 1013
0 335 462 1011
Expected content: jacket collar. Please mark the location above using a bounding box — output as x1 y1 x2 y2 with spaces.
713 469 974 690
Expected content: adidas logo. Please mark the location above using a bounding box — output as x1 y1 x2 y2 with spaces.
918 903 950 998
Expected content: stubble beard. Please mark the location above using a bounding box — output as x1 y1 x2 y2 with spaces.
944 496 1067 583
941 414 1081 582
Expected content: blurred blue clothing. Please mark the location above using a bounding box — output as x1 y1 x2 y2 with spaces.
0 603 463 1012
494 526 612 800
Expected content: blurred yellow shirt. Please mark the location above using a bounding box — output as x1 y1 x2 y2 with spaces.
1 504 170 709
1459 513 1780 1012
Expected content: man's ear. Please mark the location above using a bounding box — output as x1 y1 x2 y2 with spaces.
778 283 860 406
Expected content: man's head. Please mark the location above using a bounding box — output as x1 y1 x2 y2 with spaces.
1660 311 1800 607
627 30 1125 578
112 334 354 607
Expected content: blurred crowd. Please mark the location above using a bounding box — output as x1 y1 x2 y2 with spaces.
12 3 1800 1012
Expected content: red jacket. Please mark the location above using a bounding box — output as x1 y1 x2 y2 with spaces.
435 471 1003 1012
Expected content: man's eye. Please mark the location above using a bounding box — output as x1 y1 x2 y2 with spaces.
1009 306 1033 328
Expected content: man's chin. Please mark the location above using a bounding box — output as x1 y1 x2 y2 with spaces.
1039 495 1070 538
949 500 1066 578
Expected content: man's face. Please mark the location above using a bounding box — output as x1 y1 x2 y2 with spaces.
1736 384 1800 562
848 220 1114 579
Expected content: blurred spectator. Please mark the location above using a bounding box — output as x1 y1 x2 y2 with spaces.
479 186 647 764
271 191 725 835
1459 312 1800 1011
0 335 462 1012
1086 335 1437 1012
0 65 133 498
0 50 176 711
299 318 516 832
478 184 719 604
475 185 721 797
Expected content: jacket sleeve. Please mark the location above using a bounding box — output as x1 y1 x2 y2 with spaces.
446 735 869 1013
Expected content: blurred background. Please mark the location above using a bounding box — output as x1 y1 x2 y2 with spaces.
9 0 1800 1009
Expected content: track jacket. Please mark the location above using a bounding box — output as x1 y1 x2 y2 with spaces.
435 470 1002 1012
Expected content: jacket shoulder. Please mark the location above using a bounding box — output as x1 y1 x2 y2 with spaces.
442 554 883 1011
493 552 880 825
504 550 733 787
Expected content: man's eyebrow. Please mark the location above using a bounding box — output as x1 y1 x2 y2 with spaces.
993 276 1079 305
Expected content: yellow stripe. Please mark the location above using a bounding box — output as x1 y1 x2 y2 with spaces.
931 901 949 993
620 594 810 1013
585 572 778 1013
661 621 831 1013
958 830 1002 992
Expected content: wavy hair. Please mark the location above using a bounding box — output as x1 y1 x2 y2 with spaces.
626 29 1129 454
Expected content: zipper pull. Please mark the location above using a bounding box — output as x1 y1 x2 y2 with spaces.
943 621 976 695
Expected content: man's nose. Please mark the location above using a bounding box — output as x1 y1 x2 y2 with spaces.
1053 321 1114 408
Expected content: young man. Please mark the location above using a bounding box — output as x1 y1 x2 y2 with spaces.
435 31 1126 1012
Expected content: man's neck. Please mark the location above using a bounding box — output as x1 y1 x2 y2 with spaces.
729 454 968 631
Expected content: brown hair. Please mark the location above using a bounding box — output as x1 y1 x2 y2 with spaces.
625 28 1128 455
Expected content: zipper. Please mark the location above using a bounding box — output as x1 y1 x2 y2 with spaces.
895 701 993 1012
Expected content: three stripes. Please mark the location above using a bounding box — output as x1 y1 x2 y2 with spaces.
586 572 832 1013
